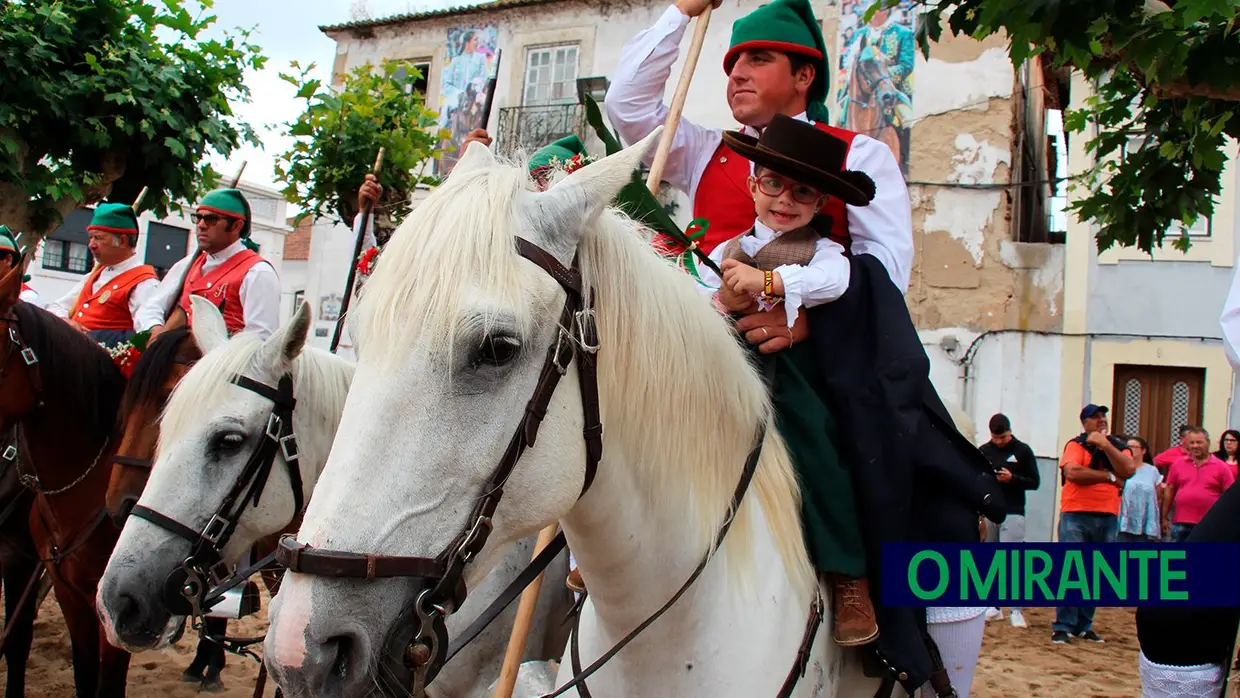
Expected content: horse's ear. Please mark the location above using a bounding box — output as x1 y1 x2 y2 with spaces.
531 127 663 247
189 296 229 354
0 263 22 312
449 140 496 181
261 299 311 366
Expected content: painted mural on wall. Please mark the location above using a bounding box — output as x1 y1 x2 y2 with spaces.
836 1 916 173
438 24 499 173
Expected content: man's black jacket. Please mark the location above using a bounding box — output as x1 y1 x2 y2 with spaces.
805 253 1006 693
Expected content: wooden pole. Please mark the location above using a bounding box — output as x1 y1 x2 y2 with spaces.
645 6 713 194
329 147 386 354
131 186 149 211
492 524 560 698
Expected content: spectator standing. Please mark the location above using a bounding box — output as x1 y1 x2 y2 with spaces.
979 413 1039 629
1162 427 1236 542
1052 404 1137 645
1117 436 1163 542
1213 430 1239 477
1153 425 1192 475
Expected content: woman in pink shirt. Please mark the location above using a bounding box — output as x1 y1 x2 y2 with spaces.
1162 427 1237 541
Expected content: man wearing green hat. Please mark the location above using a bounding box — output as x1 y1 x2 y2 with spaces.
605 3 987 696
0 226 41 306
605 0 912 337
46 203 159 345
137 188 281 340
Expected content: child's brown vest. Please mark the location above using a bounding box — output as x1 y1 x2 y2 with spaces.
720 225 818 270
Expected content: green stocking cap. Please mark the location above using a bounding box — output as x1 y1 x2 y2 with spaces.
0 226 29 282
88 203 140 235
724 0 831 123
0 226 18 255
529 135 587 173
199 188 258 251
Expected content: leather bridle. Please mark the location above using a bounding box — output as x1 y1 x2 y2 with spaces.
272 236 827 698
276 237 603 689
129 372 303 645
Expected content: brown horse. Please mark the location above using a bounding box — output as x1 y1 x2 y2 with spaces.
844 43 909 166
0 424 41 698
0 265 131 697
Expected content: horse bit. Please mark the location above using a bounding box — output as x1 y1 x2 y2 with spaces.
129 372 303 658
274 237 826 698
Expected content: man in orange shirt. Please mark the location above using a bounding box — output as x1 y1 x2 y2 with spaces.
1051 404 1137 645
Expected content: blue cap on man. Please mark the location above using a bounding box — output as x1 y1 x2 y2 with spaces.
1079 404 1109 421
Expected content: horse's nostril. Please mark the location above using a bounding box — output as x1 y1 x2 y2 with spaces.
114 592 145 631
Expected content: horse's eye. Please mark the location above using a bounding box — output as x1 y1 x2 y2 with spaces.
210 431 246 454
474 336 521 368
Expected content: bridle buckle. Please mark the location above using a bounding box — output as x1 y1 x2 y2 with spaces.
279 433 300 462
2 445 16 461
457 515 493 564
574 308 600 355
202 514 230 544
265 413 283 441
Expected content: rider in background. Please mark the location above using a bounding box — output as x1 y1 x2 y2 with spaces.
138 188 281 341
0 226 41 306
45 204 159 346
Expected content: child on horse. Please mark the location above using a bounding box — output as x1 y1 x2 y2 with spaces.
696 113 878 648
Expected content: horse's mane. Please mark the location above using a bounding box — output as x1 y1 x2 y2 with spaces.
121 325 193 415
12 302 125 444
353 157 815 597
159 331 355 454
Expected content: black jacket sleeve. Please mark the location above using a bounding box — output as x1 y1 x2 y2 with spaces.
1010 443 1041 491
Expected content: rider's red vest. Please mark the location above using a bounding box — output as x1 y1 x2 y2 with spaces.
178 249 264 335
690 121 859 255
69 264 158 330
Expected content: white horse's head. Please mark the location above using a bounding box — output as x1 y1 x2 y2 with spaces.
266 131 814 697
97 298 354 651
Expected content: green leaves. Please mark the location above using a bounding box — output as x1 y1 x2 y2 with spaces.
0 0 266 238
895 0 1240 252
272 58 447 234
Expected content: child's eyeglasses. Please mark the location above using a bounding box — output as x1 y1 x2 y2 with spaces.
755 175 822 204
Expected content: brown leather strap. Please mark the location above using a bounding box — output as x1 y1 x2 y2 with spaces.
776 591 824 698
277 536 446 580
515 237 581 295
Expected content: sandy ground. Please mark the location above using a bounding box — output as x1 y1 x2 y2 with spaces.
4 598 1237 696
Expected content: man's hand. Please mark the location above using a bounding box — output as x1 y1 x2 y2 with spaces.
995 468 1012 483
357 174 382 213
1086 430 1110 449
148 324 165 339
735 307 808 354
463 128 493 150
675 0 722 17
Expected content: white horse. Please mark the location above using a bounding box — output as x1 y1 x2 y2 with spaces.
263 130 883 697
96 298 573 698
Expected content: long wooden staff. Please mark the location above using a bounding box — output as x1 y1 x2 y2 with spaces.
163 161 247 329
645 5 713 193
329 147 385 354
480 49 502 133
492 524 560 698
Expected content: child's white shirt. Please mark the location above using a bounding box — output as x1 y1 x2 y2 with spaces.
695 219 851 327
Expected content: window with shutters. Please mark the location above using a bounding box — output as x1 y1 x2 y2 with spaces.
522 44 578 106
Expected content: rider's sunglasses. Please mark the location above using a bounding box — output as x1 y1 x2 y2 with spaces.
755 174 822 205
190 212 237 226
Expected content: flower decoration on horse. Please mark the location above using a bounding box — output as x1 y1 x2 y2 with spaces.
100 329 152 379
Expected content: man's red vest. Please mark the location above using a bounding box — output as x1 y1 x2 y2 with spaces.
69 264 158 330
690 122 859 255
178 249 264 335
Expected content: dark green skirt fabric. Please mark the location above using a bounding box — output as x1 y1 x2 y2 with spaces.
755 342 867 577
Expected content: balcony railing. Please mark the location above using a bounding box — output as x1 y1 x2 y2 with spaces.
495 103 587 161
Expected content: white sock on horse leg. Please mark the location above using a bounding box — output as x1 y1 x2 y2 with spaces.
919 610 987 698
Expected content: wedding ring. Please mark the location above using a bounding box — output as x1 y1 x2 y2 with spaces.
761 327 770 339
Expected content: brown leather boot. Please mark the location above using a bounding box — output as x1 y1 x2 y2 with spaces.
566 567 585 593
831 576 878 646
